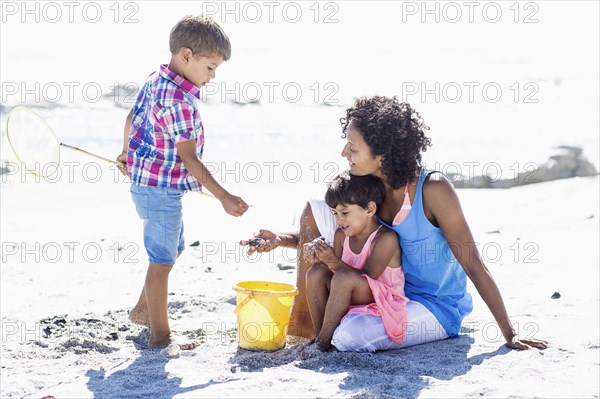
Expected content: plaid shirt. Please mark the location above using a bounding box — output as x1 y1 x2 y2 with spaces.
127 64 204 191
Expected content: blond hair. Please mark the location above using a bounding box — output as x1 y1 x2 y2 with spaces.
169 15 231 60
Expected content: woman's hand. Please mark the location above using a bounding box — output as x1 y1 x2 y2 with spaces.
423 176 549 352
506 334 549 350
240 229 281 255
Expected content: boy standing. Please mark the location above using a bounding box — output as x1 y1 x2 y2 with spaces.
117 15 248 350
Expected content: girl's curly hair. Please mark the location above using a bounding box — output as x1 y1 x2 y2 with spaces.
340 96 432 190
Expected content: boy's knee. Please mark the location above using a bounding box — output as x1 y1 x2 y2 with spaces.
149 262 173 274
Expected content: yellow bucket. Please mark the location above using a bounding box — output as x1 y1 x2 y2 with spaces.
233 281 298 351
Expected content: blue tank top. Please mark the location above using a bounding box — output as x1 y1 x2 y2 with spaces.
379 169 473 336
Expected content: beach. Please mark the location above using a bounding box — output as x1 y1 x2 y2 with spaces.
1 168 598 398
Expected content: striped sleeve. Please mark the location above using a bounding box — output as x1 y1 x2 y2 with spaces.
130 82 149 130
161 102 198 144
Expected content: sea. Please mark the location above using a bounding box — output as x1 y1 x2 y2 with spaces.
1 1 598 198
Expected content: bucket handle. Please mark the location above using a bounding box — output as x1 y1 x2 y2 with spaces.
233 293 254 315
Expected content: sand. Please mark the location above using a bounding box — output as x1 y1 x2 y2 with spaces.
1 171 599 398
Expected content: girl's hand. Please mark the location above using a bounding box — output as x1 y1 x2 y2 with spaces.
240 230 281 255
310 237 337 265
506 335 549 350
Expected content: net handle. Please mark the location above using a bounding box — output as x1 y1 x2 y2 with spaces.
59 143 219 200
6 107 217 201
60 143 119 165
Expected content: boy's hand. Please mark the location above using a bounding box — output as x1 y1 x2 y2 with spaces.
116 152 127 176
220 193 249 217
240 230 281 255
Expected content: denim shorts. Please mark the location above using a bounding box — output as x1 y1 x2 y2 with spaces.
130 184 186 265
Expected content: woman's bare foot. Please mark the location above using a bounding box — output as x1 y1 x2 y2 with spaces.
128 306 150 327
288 308 316 339
299 340 328 359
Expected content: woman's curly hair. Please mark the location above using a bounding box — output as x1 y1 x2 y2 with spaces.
340 96 432 190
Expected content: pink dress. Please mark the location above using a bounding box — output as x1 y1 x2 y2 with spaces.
342 183 412 344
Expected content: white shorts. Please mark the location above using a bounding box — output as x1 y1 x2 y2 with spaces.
308 198 337 246
308 199 449 352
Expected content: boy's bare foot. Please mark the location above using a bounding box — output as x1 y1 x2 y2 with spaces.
156 334 202 358
128 306 150 327
148 333 202 351
148 333 202 357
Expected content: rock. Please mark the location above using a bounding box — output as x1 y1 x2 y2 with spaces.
576 161 598 177
451 146 598 189
53 318 67 326
107 332 119 341
190 241 200 247
225 297 237 305
248 238 262 247
104 83 139 107
43 326 52 338
551 292 561 299
0 164 10 176
277 263 295 270
556 145 582 157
